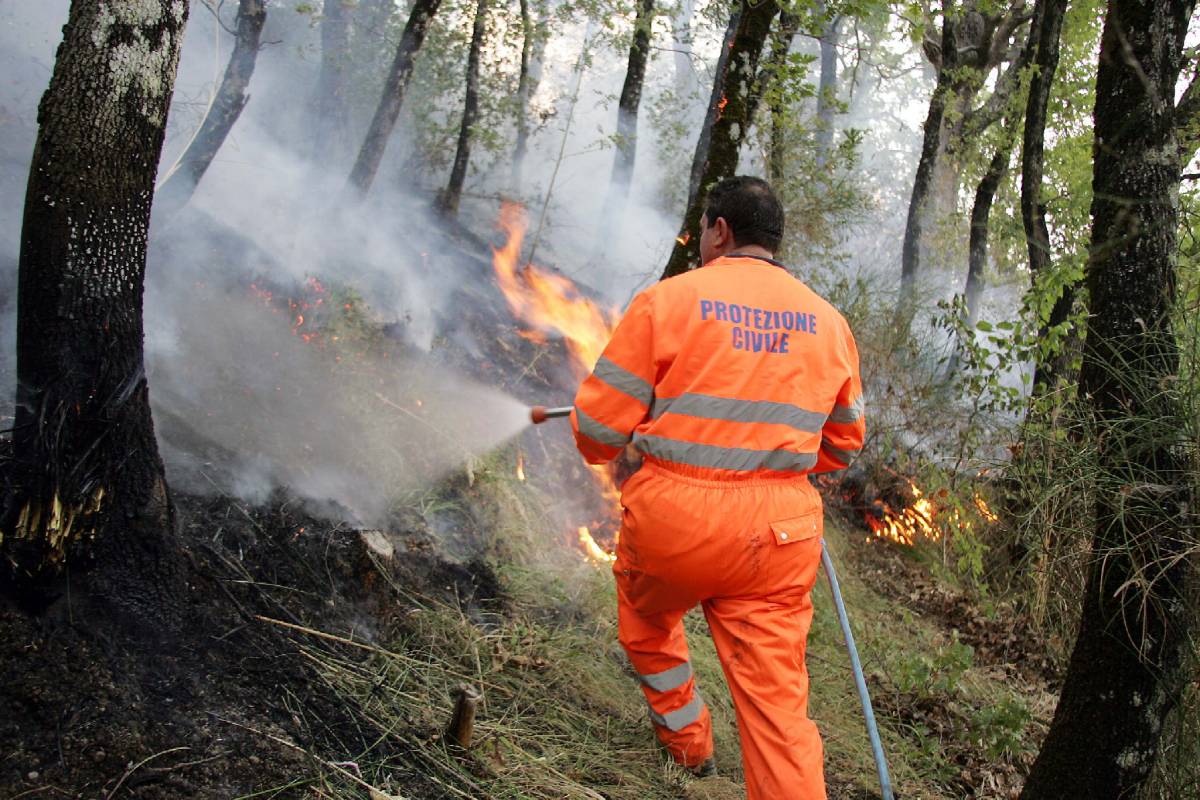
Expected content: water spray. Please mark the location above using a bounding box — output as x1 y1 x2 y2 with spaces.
529 405 571 424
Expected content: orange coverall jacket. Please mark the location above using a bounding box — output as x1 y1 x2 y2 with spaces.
570 254 865 799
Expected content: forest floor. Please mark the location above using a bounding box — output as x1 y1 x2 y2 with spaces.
0 454 1061 799
1 221 1063 798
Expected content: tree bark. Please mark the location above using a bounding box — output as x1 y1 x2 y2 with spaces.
347 0 444 195
154 0 265 222
1020 1 1198 796
1020 0 1070 393
439 0 489 216
662 0 778 280
2 0 188 617
311 0 351 163
602 0 656 213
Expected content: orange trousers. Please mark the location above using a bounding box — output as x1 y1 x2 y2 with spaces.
614 463 827 800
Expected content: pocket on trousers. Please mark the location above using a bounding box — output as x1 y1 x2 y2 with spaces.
768 509 822 546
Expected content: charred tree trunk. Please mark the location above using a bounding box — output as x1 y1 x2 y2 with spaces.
2 0 188 617
439 0 489 216
1021 0 1069 393
814 4 840 167
662 0 778 280
155 0 265 222
1019 1 1198 796
899 14 955 306
347 0 444 195
601 0 656 217
311 0 351 163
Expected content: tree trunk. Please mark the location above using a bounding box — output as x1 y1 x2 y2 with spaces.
2 0 188 618
439 0 489 216
765 10 799 185
511 0 534 191
670 0 697 98
814 4 840 167
662 0 778 280
311 0 351 163
1019 1 1198 796
1021 0 1070 393
347 0 444 195
899 13 955 306
963 138 1010 328
154 0 265 222
602 0 656 215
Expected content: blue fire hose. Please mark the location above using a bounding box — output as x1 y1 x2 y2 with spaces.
821 539 894 800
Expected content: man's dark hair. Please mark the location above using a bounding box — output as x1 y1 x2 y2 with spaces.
703 176 784 253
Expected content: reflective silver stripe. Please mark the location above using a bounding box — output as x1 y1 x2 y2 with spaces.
648 692 705 732
829 396 864 424
640 662 693 693
651 393 827 433
575 407 631 449
821 440 861 464
634 434 818 473
592 356 653 406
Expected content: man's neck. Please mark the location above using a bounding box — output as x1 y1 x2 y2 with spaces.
722 245 775 261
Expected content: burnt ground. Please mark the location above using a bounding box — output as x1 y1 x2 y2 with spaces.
0 488 502 799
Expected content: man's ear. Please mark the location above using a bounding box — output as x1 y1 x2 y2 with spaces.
713 216 731 248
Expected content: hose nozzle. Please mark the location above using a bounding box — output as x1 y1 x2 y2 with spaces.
530 405 572 424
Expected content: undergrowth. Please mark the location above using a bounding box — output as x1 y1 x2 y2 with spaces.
231 445 1057 800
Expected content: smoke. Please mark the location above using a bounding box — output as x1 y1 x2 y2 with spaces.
0 0 966 524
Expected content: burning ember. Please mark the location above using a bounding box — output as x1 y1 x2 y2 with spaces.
491 202 624 563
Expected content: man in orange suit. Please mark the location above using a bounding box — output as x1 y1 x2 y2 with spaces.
571 176 864 799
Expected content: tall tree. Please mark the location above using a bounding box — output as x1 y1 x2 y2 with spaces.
510 0 548 192
439 0 490 215
1020 0 1070 393
1019 0 1198 795
813 1 841 167
347 0 445 195
600 0 657 218
962 120 1016 329
764 9 800 185
662 0 779 279
2 0 189 612
155 0 266 222
899 0 1030 305
311 0 351 163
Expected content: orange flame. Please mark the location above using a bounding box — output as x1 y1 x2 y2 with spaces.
492 202 620 379
516 452 526 481
716 95 729 119
676 231 691 246
864 482 999 546
492 202 624 563
579 526 617 563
